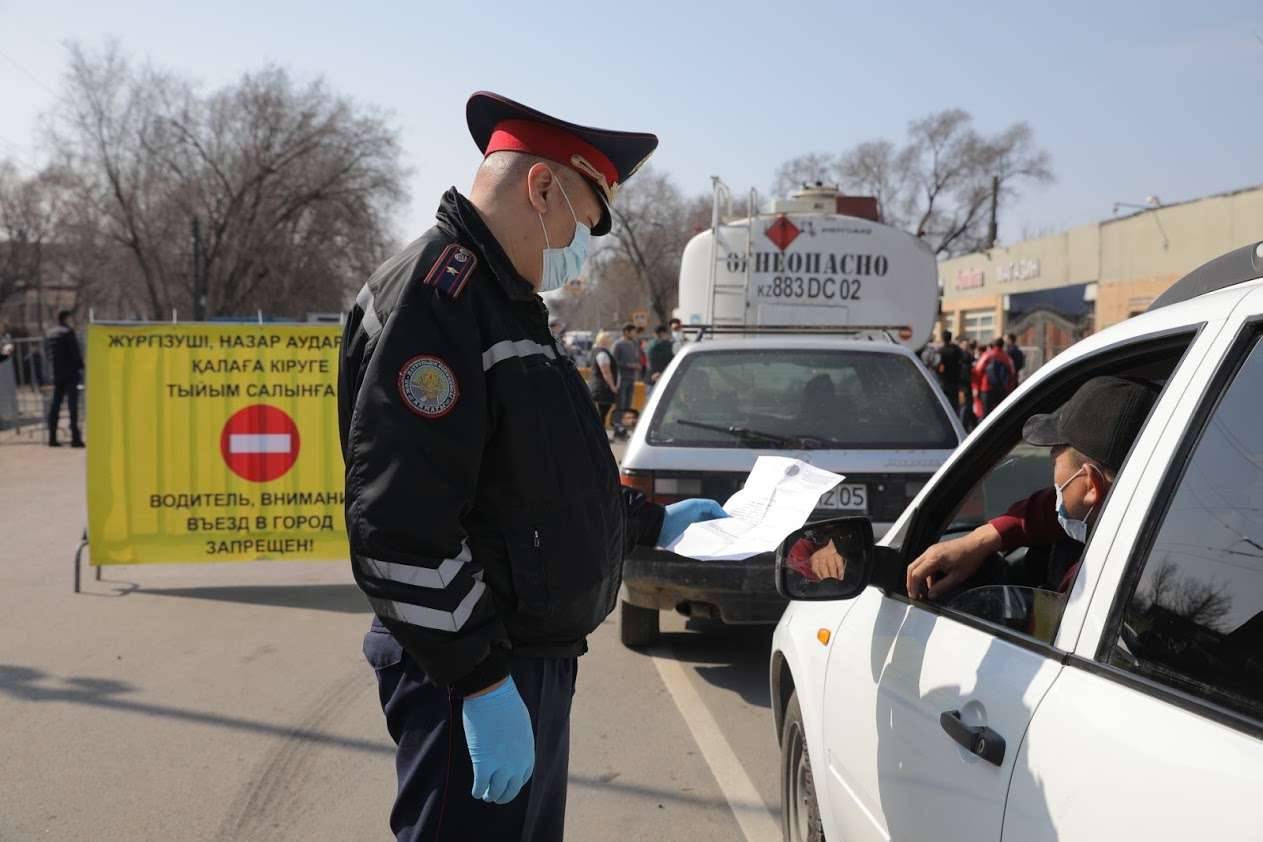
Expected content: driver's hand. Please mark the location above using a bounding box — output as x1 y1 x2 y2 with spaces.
906 524 1002 600
809 540 846 581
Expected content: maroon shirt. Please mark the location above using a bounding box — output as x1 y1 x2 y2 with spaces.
989 487 1082 592
786 537 822 582
990 487 1062 552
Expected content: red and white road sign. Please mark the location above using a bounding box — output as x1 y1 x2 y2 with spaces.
219 404 301 483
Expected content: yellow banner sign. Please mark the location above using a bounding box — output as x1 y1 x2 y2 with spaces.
86 323 348 564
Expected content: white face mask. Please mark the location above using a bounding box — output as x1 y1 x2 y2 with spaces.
538 174 590 292
1054 465 1095 543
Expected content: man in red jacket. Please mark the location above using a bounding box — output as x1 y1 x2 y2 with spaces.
973 337 1017 420
906 376 1159 601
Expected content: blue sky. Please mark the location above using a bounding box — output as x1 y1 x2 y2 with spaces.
2 1 1261 243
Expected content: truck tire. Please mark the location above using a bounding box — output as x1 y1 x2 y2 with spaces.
619 599 660 648
781 691 826 842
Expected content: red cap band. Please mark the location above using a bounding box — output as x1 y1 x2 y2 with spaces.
485 119 619 194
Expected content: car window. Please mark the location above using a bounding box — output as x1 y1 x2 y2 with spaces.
906 337 1193 646
947 441 1051 530
1106 333 1263 723
646 348 957 450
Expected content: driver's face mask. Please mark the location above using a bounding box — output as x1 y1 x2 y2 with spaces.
1054 465 1095 543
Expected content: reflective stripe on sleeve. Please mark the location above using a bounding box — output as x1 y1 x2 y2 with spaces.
481 338 556 371
356 283 383 339
357 541 471 589
368 580 486 633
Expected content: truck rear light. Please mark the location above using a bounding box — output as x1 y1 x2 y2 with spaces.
621 470 654 499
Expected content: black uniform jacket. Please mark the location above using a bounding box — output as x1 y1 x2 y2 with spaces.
339 189 665 695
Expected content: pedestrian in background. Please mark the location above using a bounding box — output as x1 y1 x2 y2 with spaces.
958 337 977 431
974 336 1016 420
646 324 674 386
935 330 963 412
0 320 13 364
611 322 640 440
669 317 685 353
919 341 940 372
587 330 619 429
1005 332 1026 380
636 327 649 383
45 309 84 448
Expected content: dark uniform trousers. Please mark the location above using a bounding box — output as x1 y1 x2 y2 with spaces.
365 626 576 842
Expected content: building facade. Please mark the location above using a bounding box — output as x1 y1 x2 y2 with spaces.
937 184 1263 371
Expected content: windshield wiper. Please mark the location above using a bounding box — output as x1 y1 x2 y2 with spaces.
675 418 797 447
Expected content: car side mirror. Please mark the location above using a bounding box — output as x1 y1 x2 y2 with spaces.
775 517 875 601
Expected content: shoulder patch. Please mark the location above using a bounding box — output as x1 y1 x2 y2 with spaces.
421 244 477 299
398 355 460 419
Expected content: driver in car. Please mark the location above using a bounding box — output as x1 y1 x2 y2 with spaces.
906 376 1159 601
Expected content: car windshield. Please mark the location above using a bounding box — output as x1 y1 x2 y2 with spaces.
647 348 958 449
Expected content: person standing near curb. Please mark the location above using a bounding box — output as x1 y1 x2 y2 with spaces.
610 322 640 440
45 310 84 448
587 330 619 429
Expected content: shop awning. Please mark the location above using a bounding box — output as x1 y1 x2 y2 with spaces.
1005 284 1094 319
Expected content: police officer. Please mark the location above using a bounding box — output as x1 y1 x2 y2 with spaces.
338 92 727 842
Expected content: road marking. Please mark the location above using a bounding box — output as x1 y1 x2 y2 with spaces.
650 647 781 842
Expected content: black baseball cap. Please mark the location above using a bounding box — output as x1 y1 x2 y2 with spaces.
1022 376 1160 472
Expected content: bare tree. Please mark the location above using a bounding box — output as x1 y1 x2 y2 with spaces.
0 162 79 330
45 42 407 320
773 109 1053 256
835 140 906 225
770 152 836 199
596 168 710 327
1137 559 1234 632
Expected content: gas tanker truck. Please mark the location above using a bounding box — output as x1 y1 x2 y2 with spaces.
676 180 938 346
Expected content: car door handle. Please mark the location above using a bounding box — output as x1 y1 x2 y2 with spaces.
939 710 1006 766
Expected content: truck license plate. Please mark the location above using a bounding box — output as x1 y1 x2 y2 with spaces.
818 484 867 511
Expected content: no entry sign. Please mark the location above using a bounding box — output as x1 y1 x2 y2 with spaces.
86 323 346 565
220 404 301 483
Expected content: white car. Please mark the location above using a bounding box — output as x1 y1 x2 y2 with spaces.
617 336 964 646
770 242 1263 841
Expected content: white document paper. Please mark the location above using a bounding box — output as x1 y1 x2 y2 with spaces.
668 456 844 561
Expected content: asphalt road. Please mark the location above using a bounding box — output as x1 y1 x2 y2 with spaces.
0 434 784 841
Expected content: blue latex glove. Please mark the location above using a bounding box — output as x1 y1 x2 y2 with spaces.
462 677 535 804
659 498 729 546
